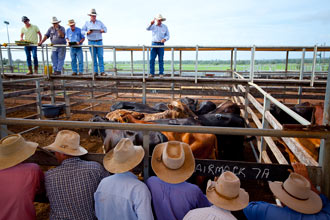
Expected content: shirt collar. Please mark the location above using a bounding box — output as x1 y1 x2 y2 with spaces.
211 205 232 213
61 157 82 165
116 171 138 179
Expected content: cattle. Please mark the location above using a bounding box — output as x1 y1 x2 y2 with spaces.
88 115 167 153
209 100 241 115
198 113 246 161
180 97 198 113
196 101 216 115
153 102 169 112
110 101 161 113
120 114 217 159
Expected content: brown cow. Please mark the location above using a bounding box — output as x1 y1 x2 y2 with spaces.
121 114 217 159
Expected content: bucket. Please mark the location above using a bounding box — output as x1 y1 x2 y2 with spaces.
42 104 65 118
44 65 53 75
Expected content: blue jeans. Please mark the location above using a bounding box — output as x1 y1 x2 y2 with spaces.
150 42 164 75
88 40 104 73
51 47 66 72
70 47 84 73
24 46 38 67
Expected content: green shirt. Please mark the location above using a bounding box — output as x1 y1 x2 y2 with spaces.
21 24 40 44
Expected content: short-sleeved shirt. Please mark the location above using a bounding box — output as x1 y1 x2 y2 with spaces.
94 172 154 220
0 163 44 220
243 194 330 220
45 157 109 220
21 24 40 44
146 176 211 220
45 25 66 44
66 27 85 43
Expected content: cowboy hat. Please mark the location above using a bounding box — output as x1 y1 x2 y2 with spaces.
51 16 61 24
103 138 144 173
155 14 166 21
151 141 194 184
88 9 97 16
67 19 76 26
43 130 87 156
206 171 249 211
0 134 38 170
269 173 322 214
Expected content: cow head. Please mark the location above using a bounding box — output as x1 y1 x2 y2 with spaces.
88 115 109 136
168 100 197 118
215 100 241 115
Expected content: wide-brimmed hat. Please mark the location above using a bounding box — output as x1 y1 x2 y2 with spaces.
51 16 61 24
103 138 144 173
43 130 87 156
155 14 166 21
269 173 322 214
206 171 249 211
0 134 38 170
22 16 29 22
151 141 194 184
68 19 76 26
88 8 97 16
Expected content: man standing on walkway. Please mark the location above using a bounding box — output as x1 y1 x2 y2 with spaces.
146 14 170 78
20 16 42 75
82 9 107 76
66 19 85 75
39 17 66 75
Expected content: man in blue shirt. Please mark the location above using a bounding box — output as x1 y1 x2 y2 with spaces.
66 19 85 75
82 9 107 76
244 163 330 220
94 138 154 220
146 14 170 78
147 141 210 220
39 17 66 75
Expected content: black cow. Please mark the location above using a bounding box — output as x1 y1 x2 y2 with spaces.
198 113 246 161
150 117 202 126
180 97 198 113
196 101 216 115
89 115 168 153
153 102 169 112
110 101 161 113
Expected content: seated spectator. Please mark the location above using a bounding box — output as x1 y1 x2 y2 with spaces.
44 130 108 220
94 138 154 220
244 162 330 219
184 171 249 219
147 141 211 220
0 134 44 220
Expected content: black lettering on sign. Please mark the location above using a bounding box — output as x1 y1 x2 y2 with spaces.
194 159 292 181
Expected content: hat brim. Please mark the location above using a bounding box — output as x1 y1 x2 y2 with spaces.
88 14 97 16
103 145 145 173
68 23 76 26
43 143 87 156
0 141 38 170
151 142 195 184
51 21 61 24
155 18 166 21
206 182 249 211
269 181 322 214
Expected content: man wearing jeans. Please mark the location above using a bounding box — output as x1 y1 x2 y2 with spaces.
66 19 85 75
82 9 107 76
39 17 66 75
146 14 170 78
20 16 42 75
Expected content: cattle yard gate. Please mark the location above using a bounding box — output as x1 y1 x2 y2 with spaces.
1 45 330 197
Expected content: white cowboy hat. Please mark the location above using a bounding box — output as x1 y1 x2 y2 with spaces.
88 8 97 16
151 141 195 184
269 173 322 214
103 138 144 173
155 14 166 21
0 134 38 170
206 171 249 211
43 130 87 156
51 16 61 24
67 19 76 26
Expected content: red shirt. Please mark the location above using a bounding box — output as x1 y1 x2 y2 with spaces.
0 163 44 220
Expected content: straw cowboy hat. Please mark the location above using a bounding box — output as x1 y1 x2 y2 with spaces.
206 171 249 211
88 9 97 16
155 14 166 21
68 19 76 26
103 138 144 173
0 134 38 170
51 16 61 24
151 141 195 184
269 173 322 214
43 130 87 156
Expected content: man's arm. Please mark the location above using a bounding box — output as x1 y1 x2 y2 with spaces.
292 162 320 195
20 33 24 41
100 21 107 33
37 31 42 43
38 35 48 46
146 20 155 31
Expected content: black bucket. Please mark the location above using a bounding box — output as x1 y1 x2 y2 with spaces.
42 104 65 118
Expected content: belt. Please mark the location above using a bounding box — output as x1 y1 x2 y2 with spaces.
152 41 163 43
89 39 102 42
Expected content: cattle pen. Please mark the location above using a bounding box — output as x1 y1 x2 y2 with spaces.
1 44 330 206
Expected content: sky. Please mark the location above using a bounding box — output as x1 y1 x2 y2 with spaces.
1 0 330 61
